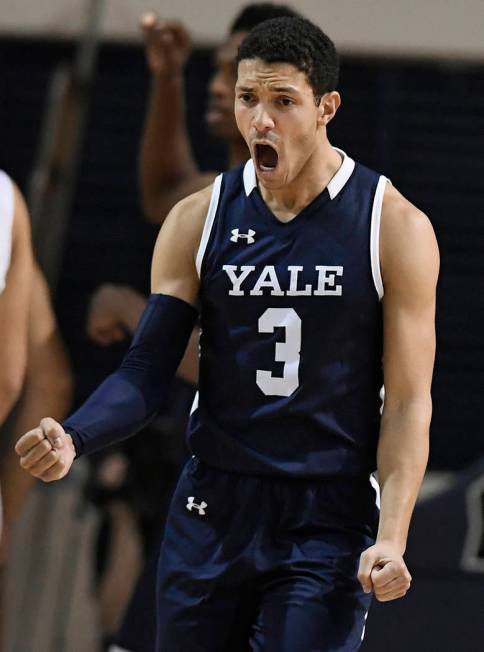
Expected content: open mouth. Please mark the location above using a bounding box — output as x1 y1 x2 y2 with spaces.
255 143 279 172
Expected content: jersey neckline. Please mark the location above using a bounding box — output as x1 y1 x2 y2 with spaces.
243 148 356 228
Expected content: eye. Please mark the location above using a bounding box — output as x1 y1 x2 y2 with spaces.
238 93 254 104
277 97 294 107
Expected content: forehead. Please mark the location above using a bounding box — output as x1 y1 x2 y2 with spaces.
236 58 311 92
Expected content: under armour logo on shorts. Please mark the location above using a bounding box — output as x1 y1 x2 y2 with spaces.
186 496 208 515
231 228 256 244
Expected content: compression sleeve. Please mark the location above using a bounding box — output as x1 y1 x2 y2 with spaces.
63 293 198 457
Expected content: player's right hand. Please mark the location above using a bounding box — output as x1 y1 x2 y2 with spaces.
15 417 76 483
140 12 192 77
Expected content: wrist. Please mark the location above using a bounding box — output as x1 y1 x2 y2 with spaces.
151 70 183 85
374 535 406 556
64 432 79 459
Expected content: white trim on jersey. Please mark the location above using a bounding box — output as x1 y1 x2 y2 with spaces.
370 175 389 301
195 173 223 278
243 158 257 196
0 170 15 294
370 473 381 510
190 391 199 415
327 148 356 199
242 148 356 200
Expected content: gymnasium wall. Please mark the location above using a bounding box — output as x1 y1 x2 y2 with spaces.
1 0 484 60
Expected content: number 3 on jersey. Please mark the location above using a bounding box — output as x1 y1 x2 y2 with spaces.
256 308 301 397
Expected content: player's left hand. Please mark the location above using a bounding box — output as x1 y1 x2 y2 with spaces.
357 542 412 602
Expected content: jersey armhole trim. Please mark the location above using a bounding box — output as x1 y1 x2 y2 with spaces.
0 170 15 294
195 173 223 278
370 175 390 301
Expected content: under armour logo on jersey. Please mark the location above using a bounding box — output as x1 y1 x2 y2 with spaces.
231 228 256 244
186 496 208 516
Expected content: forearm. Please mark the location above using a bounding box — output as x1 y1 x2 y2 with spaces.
139 74 197 217
376 397 431 553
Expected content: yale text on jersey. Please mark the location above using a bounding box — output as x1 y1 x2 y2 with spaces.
223 265 343 296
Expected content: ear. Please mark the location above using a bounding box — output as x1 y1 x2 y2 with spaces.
317 91 341 127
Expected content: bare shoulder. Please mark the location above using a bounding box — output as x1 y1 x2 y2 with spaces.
165 183 213 228
380 184 439 288
157 182 214 250
151 182 215 301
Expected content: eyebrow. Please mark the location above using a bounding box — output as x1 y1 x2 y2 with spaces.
235 85 300 94
271 86 300 93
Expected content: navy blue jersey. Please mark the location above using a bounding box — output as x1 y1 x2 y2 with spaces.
188 150 388 478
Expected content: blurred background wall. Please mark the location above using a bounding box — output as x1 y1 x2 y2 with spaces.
2 0 484 59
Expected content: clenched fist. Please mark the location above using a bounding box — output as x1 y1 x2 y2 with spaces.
357 542 412 602
15 417 76 483
140 12 192 77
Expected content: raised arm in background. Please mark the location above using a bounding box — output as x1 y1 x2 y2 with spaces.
138 14 216 223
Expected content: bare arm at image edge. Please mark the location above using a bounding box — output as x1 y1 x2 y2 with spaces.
358 183 439 602
139 13 217 224
0 182 33 424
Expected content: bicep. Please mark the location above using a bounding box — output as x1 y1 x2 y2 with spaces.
150 188 211 305
381 206 439 404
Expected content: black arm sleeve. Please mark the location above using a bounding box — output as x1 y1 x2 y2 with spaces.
63 293 198 457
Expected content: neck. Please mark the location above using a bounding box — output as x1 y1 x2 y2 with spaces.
258 140 343 223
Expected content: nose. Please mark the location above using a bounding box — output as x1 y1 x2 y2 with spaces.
252 103 275 132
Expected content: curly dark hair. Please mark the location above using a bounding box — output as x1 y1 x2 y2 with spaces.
236 17 339 102
230 3 302 34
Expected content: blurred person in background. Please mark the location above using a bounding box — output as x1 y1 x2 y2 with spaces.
0 172 31 647
0 264 73 556
0 171 33 536
0 173 73 647
139 2 302 223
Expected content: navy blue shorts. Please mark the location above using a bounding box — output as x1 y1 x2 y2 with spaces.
156 457 379 652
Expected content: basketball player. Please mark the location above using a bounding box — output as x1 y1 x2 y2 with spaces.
15 17 439 651
0 176 72 642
